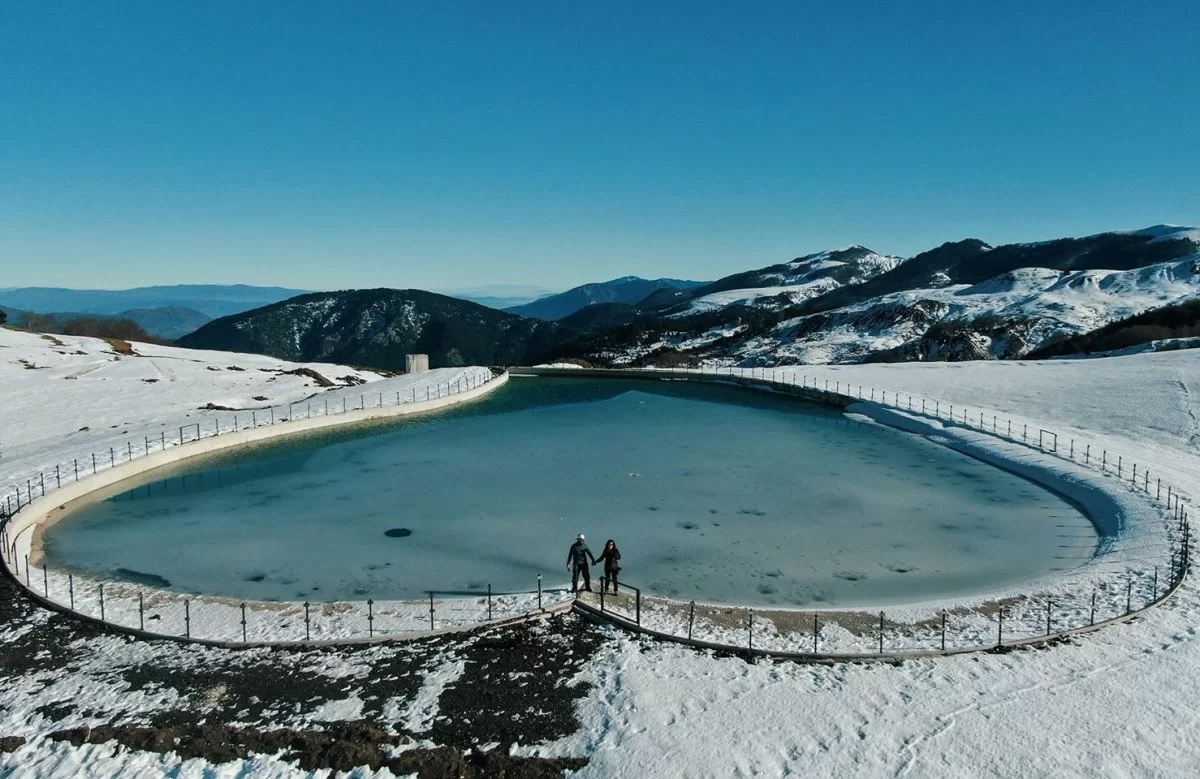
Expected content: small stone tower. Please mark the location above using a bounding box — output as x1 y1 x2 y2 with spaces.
405 354 430 374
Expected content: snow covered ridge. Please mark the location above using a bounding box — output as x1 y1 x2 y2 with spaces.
596 252 1200 366
678 246 905 317
571 225 1200 366
0 328 569 644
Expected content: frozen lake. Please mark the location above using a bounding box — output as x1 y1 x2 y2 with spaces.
42 377 1100 607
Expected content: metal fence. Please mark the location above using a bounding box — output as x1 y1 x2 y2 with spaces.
0 367 500 522
0 363 1192 656
563 365 1191 659
1 557 570 646
0 368 551 646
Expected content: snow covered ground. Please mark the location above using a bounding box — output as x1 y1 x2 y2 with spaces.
3 330 1200 776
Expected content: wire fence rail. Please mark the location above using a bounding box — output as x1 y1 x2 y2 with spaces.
0 367 501 522
0 368 563 646
2 559 571 646
0 363 1192 656
532 365 1190 659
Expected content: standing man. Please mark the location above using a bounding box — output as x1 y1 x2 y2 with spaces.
566 533 596 593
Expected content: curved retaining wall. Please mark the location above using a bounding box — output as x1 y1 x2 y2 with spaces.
0 370 570 646
1 364 1191 657
4 371 509 567
524 365 1190 659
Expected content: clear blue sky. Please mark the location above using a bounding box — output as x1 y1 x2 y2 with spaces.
2 1 1196 292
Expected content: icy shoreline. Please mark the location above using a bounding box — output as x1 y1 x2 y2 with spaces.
2 346 1184 651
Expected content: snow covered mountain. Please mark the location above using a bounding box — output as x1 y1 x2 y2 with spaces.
179 289 573 369
675 246 905 316
168 225 1200 370
556 225 1200 366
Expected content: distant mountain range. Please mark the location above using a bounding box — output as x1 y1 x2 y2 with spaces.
179 289 572 369
26 226 1200 368
0 284 309 320
437 283 558 310
505 276 708 321
547 225 1200 365
0 303 213 340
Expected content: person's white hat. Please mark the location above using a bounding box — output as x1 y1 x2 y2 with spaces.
577 533 585 541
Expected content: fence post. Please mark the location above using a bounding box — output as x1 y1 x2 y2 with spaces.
429 592 435 630
635 588 641 625
139 592 144 631
940 611 947 651
184 600 190 638
99 583 105 621
304 601 311 641
997 606 1003 646
1090 590 1096 625
688 601 695 639
813 612 819 654
368 599 374 638
69 574 74 610
878 611 884 653
241 603 247 642
748 608 753 650
488 584 493 620
1153 567 1158 601
537 574 543 609
1126 575 1132 614
1045 599 1052 635
599 579 605 612
43 564 48 595
24 555 29 586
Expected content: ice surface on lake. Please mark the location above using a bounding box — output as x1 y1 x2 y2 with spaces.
43 378 1097 607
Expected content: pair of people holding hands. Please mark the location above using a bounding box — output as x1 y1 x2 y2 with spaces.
566 534 621 594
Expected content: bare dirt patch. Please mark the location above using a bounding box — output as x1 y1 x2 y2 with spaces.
104 338 136 355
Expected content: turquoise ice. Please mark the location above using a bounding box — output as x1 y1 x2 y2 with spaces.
42 377 1098 607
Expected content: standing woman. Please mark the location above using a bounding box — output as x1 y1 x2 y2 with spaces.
595 539 622 594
